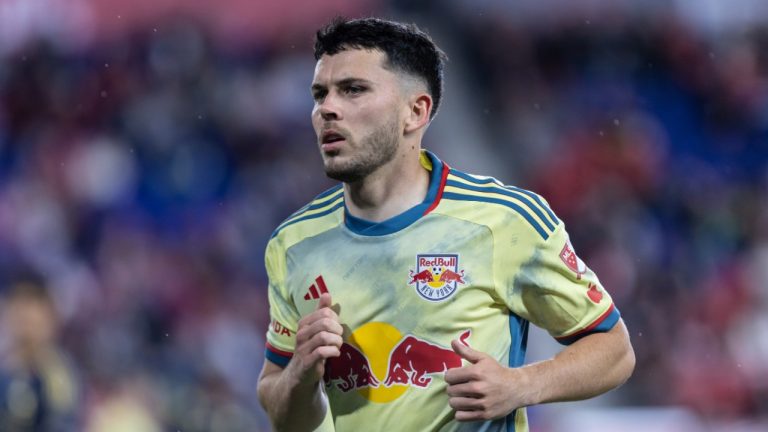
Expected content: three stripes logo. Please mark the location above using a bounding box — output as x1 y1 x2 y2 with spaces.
304 275 329 300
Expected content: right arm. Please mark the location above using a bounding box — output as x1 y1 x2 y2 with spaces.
257 293 343 432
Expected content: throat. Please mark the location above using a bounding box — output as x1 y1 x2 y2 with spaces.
344 164 431 223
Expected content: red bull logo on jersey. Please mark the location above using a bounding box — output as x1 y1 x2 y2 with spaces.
324 343 379 391
408 254 466 301
383 330 471 388
323 322 471 403
560 239 587 279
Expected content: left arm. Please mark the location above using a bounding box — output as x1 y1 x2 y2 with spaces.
445 318 635 421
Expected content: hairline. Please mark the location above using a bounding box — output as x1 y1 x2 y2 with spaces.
317 45 430 96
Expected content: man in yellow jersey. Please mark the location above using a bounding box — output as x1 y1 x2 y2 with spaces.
257 17 635 432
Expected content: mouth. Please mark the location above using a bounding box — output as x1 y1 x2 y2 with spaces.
320 130 347 152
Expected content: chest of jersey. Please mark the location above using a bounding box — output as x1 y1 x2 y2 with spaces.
284 215 519 428
287 215 503 331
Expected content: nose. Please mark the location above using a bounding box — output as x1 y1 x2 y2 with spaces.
316 94 341 122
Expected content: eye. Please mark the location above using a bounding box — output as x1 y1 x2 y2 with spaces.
311 86 327 102
344 85 366 95
312 90 326 102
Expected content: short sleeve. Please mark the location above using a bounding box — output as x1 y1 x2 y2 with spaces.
509 223 620 345
264 238 300 366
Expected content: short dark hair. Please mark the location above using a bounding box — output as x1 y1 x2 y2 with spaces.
314 17 447 120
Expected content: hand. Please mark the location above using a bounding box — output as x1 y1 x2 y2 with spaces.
287 293 343 388
444 340 527 422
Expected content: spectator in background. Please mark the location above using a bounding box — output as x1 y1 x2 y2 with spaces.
0 275 81 431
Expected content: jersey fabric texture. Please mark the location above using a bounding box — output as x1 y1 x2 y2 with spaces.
264 150 621 432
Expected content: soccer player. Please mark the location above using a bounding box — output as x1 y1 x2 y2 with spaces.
257 17 635 432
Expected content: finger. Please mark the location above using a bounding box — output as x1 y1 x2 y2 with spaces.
298 306 341 330
304 316 343 338
446 382 483 398
444 367 476 385
448 396 483 411
303 345 342 378
312 345 341 360
296 329 344 357
455 410 485 422
317 292 332 310
308 330 343 349
451 339 485 364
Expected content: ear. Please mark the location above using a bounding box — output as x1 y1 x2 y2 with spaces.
404 93 432 134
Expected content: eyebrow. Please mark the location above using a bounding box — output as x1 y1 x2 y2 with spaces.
311 77 374 92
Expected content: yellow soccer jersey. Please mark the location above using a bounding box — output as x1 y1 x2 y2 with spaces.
264 151 621 432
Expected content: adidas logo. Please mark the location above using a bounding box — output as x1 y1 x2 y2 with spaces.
304 276 329 300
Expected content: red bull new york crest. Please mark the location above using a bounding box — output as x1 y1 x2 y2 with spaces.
408 254 466 302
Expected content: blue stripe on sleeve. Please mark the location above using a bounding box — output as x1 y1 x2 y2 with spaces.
270 199 345 238
450 170 559 226
442 192 550 240
446 179 556 232
265 348 291 367
555 305 621 346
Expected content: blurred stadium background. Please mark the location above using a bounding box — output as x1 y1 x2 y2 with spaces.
0 0 767 431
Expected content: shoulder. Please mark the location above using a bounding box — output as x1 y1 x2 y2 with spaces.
439 168 561 241
269 184 345 249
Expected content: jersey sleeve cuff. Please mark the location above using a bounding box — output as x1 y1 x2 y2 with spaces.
554 303 621 346
265 342 293 367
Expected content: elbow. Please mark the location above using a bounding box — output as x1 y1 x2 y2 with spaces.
256 379 268 412
615 335 636 388
621 344 636 386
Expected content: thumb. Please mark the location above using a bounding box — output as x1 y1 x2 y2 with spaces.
451 339 485 364
316 292 332 310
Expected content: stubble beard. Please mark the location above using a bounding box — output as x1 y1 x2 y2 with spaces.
323 116 400 183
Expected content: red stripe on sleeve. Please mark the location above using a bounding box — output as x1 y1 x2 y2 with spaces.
555 303 616 342
266 342 294 358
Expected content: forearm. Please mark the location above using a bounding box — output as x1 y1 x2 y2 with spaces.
258 365 327 432
519 319 635 406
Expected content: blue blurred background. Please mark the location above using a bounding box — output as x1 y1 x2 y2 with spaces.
0 1 766 431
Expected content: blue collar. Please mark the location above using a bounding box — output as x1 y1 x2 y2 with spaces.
344 150 447 236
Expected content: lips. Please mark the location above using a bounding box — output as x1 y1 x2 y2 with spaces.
321 130 346 144
320 129 347 154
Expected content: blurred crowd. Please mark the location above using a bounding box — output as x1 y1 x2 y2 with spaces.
0 3 767 431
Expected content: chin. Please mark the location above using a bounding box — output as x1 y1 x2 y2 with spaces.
324 163 366 183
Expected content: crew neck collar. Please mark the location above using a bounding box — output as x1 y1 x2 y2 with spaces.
343 150 448 236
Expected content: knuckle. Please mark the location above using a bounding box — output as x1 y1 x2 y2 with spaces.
295 328 309 343
318 332 335 345
321 317 337 329
316 331 341 347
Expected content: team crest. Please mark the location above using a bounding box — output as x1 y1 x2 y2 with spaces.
560 239 587 279
408 254 466 302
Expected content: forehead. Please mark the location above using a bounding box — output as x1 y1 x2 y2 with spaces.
312 49 395 84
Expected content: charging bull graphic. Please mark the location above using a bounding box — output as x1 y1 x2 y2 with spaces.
324 329 472 394
439 269 465 284
324 343 379 392
383 330 471 387
408 269 435 285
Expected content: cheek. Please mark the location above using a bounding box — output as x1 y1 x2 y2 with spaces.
354 99 391 126
311 108 323 130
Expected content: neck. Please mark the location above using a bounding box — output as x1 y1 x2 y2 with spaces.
344 147 430 223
